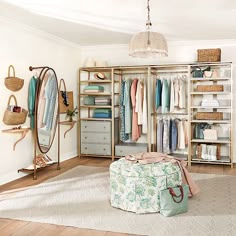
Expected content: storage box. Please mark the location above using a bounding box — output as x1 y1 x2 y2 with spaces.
197 85 223 92
197 144 221 160
197 48 221 62
196 112 223 120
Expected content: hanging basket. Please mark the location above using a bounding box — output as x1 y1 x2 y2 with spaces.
4 65 24 92
3 95 28 125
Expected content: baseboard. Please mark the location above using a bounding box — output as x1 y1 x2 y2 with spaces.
0 151 78 186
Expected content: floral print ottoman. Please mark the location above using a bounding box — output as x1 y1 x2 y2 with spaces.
109 158 182 214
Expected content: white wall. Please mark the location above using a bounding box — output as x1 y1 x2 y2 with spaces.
81 40 236 163
0 18 81 185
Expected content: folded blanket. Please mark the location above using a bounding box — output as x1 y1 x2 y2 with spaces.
93 113 112 118
94 108 111 114
84 85 104 91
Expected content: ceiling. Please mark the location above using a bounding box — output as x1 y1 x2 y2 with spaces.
1 0 236 46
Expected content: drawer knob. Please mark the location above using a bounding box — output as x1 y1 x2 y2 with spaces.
85 126 87 128
85 147 87 150
85 137 87 139
120 150 123 153
103 148 106 151
104 137 106 140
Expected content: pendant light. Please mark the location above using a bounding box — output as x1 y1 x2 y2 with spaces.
129 0 168 58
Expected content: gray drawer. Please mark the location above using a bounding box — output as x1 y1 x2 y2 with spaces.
81 143 111 155
115 144 148 157
81 120 111 133
81 132 111 144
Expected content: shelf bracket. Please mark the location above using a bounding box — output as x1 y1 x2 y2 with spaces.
59 121 76 138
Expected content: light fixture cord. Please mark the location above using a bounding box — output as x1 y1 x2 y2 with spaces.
146 0 152 46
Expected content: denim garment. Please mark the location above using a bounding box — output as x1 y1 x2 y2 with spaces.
157 119 163 153
124 79 132 134
170 119 178 152
119 80 129 141
155 79 162 110
162 79 170 113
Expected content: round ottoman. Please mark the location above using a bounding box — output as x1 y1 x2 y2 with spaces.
109 158 182 214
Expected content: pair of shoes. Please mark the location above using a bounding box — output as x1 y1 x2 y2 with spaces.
35 154 47 167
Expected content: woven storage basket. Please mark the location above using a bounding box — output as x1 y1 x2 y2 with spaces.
3 95 28 125
4 65 24 92
197 144 221 160
197 48 221 62
196 112 223 120
196 85 223 92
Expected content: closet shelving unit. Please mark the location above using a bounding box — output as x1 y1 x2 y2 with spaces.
189 62 233 167
113 66 150 157
151 64 190 160
78 67 119 161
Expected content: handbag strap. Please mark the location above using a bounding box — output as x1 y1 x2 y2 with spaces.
59 78 67 92
169 185 184 203
7 94 17 106
191 66 202 74
8 65 15 77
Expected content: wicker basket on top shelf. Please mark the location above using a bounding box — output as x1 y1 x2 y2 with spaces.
197 48 221 62
197 144 221 160
196 85 223 92
196 112 223 120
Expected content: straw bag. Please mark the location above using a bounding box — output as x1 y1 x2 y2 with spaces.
3 95 28 125
59 78 74 113
4 65 24 91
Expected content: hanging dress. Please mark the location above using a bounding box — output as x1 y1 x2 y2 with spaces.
120 80 129 141
131 79 140 141
124 79 132 134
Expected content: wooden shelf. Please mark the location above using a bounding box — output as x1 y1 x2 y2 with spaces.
80 80 112 83
190 106 231 109
2 127 31 151
79 118 112 121
59 121 77 138
191 138 230 144
80 105 112 108
191 156 231 165
80 93 111 96
190 77 230 82
190 92 231 95
191 120 231 124
18 162 57 173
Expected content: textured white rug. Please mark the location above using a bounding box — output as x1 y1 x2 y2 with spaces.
0 166 236 236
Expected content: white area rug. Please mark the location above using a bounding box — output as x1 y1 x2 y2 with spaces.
0 166 236 236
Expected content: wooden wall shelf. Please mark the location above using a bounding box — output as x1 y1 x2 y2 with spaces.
59 121 77 138
2 128 30 151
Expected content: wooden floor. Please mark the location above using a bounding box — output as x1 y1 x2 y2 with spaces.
0 156 236 236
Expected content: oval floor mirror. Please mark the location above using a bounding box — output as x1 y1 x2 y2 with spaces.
29 66 60 179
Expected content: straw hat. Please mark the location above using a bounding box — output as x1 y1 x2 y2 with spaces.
94 72 107 80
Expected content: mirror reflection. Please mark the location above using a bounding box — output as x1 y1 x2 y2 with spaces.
36 69 58 153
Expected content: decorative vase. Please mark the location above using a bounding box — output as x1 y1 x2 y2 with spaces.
69 116 73 122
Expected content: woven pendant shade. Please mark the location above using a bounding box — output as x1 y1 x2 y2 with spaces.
129 31 168 58
129 0 168 58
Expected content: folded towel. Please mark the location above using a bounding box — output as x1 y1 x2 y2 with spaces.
94 108 111 114
84 85 104 91
93 113 112 118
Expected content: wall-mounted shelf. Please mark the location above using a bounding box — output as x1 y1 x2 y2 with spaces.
59 121 77 138
2 128 30 151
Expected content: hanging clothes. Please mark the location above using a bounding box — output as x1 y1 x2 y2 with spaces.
179 79 186 109
119 80 129 141
124 79 132 134
142 80 148 134
157 119 163 153
163 119 170 154
169 79 175 112
131 79 140 141
177 120 185 149
183 119 188 145
155 79 162 110
161 79 170 113
28 76 38 129
135 79 143 125
169 119 178 152
174 79 180 107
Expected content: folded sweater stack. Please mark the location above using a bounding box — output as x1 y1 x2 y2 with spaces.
84 85 104 93
93 108 112 118
201 99 219 107
95 97 111 105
